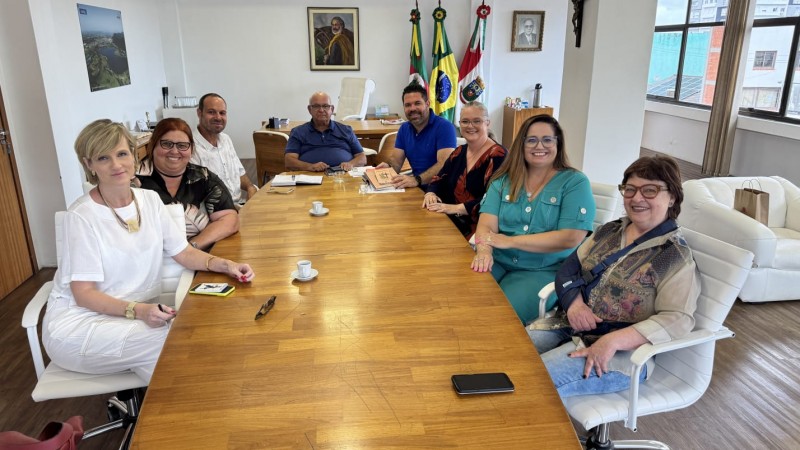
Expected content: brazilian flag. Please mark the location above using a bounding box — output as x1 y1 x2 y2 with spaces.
429 6 459 122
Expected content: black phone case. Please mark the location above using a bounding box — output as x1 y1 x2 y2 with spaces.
451 373 515 395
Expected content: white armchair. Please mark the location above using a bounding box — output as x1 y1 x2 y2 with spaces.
679 176 800 302
22 204 193 446
535 229 753 449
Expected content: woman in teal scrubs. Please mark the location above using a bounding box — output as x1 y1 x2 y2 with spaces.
472 115 595 325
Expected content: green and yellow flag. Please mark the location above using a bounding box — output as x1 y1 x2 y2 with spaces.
429 6 459 122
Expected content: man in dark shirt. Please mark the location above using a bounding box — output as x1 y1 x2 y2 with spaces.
284 91 366 172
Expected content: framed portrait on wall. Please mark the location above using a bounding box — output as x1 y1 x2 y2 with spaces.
511 11 545 52
308 7 360 71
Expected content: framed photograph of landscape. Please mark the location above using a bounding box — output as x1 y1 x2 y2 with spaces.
308 7 360 71
77 4 130 91
511 11 545 52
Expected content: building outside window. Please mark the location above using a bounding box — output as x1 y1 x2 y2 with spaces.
647 0 800 122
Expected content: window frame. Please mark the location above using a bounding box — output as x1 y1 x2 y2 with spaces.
648 5 725 110
741 16 800 123
647 3 800 125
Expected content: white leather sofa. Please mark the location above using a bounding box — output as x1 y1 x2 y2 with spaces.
679 176 800 302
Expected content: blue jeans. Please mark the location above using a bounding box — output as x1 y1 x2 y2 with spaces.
528 328 647 398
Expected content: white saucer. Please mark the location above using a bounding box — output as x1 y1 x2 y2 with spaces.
309 208 329 216
291 268 319 282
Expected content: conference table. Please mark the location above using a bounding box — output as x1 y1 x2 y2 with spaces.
130 174 580 449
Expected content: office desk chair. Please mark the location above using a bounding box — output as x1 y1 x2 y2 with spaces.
535 228 753 449
253 130 290 185
337 77 375 120
362 131 398 166
22 204 193 449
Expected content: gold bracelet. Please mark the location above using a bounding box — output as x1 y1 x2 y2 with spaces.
206 255 217 271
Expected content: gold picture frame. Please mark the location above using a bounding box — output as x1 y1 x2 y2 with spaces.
511 11 545 52
307 7 360 71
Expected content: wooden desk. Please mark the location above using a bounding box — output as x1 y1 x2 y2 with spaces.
131 176 580 449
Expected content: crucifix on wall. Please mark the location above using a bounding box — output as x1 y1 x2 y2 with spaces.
572 0 584 47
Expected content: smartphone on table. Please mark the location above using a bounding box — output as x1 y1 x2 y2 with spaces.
325 166 343 175
451 372 515 395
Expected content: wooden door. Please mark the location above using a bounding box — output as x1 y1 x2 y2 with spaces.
0 86 36 299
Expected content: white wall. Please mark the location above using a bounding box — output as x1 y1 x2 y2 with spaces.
486 0 568 124
643 102 800 184
559 0 657 185
2 0 570 268
29 0 169 207
0 0 64 267
0 0 170 266
167 0 567 159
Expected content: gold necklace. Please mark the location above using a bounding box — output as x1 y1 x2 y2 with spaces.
97 187 141 233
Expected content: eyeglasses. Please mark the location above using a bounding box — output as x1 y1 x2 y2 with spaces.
524 136 558 148
458 119 486 127
159 140 191 151
309 104 333 110
618 184 669 199
254 295 276 320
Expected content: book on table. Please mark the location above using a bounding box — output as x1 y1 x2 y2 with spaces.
363 167 399 191
271 174 323 187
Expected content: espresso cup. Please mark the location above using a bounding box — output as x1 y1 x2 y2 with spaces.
311 201 324 214
297 260 312 278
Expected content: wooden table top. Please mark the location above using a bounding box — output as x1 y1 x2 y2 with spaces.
257 120 401 138
130 175 580 449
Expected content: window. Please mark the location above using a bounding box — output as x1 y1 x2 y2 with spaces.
743 1 800 120
648 0 800 123
754 50 777 69
647 0 724 107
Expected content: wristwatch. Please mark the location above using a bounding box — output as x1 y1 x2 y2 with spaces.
125 302 138 320
190 241 199 249
413 175 423 186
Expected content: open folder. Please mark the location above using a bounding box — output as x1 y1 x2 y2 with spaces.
271 174 323 187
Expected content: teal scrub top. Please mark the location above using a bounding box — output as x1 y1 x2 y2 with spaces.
480 170 596 270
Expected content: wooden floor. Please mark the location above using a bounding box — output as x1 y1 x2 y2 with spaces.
2 154 798 449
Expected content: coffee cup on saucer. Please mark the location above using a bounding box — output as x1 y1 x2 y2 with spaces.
297 260 312 278
293 259 318 281
309 201 329 216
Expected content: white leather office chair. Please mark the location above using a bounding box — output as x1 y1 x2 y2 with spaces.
591 182 621 231
679 176 800 302
535 228 753 449
337 77 375 120
22 204 193 447
362 131 398 161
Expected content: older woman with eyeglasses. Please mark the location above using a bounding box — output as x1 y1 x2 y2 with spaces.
472 115 595 325
422 101 507 239
136 118 239 250
42 119 253 384
528 155 699 399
